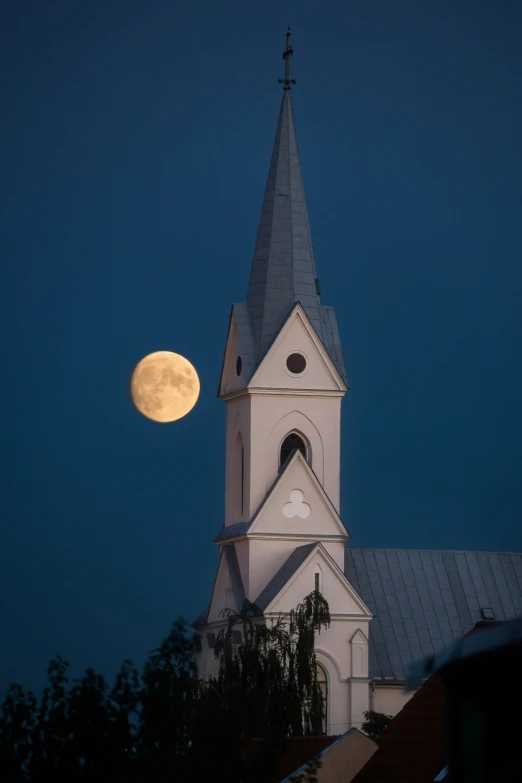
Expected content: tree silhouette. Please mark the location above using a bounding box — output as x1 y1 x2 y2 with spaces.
361 710 393 740
0 593 330 783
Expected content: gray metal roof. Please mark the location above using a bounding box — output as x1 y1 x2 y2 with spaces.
246 91 322 350
231 303 259 388
407 615 522 690
319 306 346 382
345 547 522 681
215 521 253 541
254 542 317 611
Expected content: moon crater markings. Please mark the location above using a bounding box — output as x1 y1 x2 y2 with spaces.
130 351 200 423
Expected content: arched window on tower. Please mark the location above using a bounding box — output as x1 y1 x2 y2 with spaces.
280 432 307 467
316 663 328 734
235 432 244 517
240 443 244 515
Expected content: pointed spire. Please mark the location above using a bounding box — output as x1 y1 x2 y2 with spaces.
246 29 325 351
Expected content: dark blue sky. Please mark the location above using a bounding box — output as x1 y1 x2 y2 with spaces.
2 0 521 695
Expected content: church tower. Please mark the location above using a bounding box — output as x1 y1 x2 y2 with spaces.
194 30 372 734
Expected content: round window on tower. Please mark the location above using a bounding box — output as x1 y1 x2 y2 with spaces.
286 352 307 375
236 356 242 376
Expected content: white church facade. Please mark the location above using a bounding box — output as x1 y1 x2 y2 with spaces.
194 30 522 734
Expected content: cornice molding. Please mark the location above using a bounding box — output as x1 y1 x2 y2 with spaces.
221 387 346 402
216 532 348 545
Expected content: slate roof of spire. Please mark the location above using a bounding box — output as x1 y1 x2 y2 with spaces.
246 91 323 348
239 33 347 384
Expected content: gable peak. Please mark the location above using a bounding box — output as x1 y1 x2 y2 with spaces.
249 302 348 392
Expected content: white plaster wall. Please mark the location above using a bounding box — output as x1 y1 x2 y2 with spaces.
249 394 343 517
350 681 370 731
316 650 350 735
221 315 245 395
234 539 250 596
195 624 226 680
250 453 346 540
248 539 307 602
372 685 414 717
268 408 325 483
313 620 370 734
314 621 354 680
269 554 369 619
320 541 346 572
216 302 363 733
350 631 369 679
313 622 370 733
246 539 346 605
195 644 216 680
251 310 343 393
225 393 343 527
208 555 234 624
197 615 371 733
224 395 251 525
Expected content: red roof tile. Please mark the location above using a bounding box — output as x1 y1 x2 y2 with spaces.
353 621 506 781
352 676 445 782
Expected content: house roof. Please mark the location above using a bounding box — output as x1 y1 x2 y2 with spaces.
278 728 377 783
352 675 445 782
345 547 522 681
407 615 522 690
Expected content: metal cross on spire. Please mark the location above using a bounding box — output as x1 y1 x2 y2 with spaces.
278 26 296 91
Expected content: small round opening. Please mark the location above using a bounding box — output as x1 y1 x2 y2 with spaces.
286 353 306 374
236 356 242 376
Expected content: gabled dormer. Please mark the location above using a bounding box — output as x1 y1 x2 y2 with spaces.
249 302 347 393
247 449 349 540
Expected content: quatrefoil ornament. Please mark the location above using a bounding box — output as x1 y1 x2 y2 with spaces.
283 489 311 519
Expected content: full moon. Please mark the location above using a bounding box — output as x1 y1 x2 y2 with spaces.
130 351 200 423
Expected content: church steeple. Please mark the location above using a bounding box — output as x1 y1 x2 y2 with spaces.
246 28 325 354
196 31 373 736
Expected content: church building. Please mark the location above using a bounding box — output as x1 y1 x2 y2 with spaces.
194 30 522 734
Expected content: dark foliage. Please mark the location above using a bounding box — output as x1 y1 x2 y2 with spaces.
361 709 393 740
0 594 330 783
